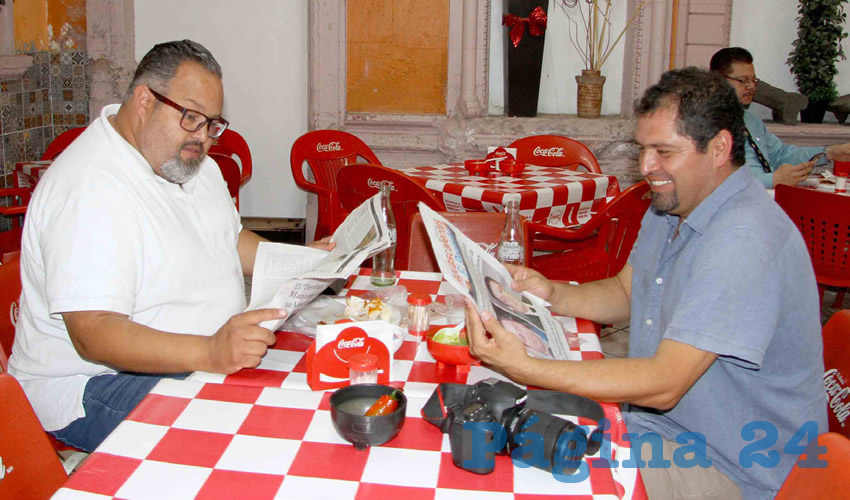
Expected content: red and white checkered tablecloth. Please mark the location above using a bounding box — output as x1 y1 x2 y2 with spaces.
188 270 605 401
399 164 620 227
55 377 646 500
53 270 646 499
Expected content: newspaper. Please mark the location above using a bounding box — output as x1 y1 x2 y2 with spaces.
418 204 571 360
248 192 392 331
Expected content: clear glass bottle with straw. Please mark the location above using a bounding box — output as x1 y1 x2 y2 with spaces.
497 199 525 266
371 181 397 286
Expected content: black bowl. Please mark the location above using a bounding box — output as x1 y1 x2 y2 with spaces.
329 384 406 450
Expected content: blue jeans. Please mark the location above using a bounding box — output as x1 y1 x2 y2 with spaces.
49 372 189 452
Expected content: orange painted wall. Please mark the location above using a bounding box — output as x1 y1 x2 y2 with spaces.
347 0 449 114
15 0 86 51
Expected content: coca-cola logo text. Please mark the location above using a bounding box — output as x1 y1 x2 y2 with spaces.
825 368 850 426
316 141 342 153
338 337 365 349
367 178 395 191
533 146 565 157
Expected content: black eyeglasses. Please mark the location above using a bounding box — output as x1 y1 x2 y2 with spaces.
724 75 759 88
149 88 229 139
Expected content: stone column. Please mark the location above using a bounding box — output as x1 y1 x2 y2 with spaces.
457 0 482 117
86 0 135 118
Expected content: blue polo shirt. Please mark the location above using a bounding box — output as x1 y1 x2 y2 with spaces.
624 165 827 499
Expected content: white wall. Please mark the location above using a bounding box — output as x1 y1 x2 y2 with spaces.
134 0 308 218
730 0 850 121
489 0 629 115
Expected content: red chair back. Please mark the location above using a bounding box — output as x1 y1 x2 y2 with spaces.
407 212 530 272
42 127 86 160
0 373 68 497
290 130 382 240
337 163 445 270
0 256 21 373
776 185 850 306
509 134 601 173
209 153 243 210
0 187 32 262
528 181 650 283
775 432 850 500
822 310 850 439
209 129 252 190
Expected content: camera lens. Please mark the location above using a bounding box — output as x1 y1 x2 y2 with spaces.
504 407 587 473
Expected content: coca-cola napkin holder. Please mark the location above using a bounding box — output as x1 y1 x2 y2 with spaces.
306 320 393 391
485 146 517 168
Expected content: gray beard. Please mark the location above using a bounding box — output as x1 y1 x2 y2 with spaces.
160 155 202 184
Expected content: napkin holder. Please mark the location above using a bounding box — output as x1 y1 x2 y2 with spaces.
306 321 393 391
485 146 517 169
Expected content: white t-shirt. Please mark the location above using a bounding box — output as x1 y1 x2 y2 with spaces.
8 104 247 431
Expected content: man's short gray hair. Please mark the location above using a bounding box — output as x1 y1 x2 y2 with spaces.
125 40 222 101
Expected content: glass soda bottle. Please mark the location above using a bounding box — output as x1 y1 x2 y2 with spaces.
371 181 397 286
497 199 525 266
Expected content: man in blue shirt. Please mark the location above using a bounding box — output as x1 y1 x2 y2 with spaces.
464 68 827 499
710 47 850 188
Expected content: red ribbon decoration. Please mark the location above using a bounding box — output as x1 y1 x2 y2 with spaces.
502 6 548 48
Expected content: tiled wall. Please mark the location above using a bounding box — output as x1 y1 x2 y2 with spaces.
1 49 90 188
0 49 89 231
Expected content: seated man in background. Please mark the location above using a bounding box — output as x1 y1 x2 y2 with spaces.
9 39 331 452
710 47 850 187
465 67 826 499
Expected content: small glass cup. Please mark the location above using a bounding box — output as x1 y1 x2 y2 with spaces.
349 353 378 385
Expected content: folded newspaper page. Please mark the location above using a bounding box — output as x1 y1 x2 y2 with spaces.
248 192 392 331
418 204 571 360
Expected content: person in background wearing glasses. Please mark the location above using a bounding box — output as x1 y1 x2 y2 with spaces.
8 40 332 452
710 47 850 188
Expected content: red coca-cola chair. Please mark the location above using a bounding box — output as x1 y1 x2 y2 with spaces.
42 127 86 160
775 432 850 500
0 373 68 498
509 134 601 173
406 212 531 272
527 181 650 283
209 129 252 207
291 130 382 240
822 310 850 439
337 163 445 270
775 184 850 308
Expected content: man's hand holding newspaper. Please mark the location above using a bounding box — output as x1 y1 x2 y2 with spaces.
418 204 572 361
247 192 393 331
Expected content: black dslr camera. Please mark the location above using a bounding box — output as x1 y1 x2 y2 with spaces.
422 378 604 475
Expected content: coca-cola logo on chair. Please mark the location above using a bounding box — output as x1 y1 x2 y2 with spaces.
533 146 565 157
316 141 342 153
9 300 18 328
367 178 395 191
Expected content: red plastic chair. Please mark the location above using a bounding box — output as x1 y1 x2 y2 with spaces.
290 130 382 240
209 153 244 210
508 134 601 173
42 127 86 161
775 432 850 500
527 181 650 283
407 212 531 272
0 255 21 372
0 187 32 263
337 163 445 270
776 185 850 308
209 129 252 197
0 373 68 497
822 310 850 439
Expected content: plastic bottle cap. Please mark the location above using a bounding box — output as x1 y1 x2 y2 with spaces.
348 353 378 371
407 293 433 306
